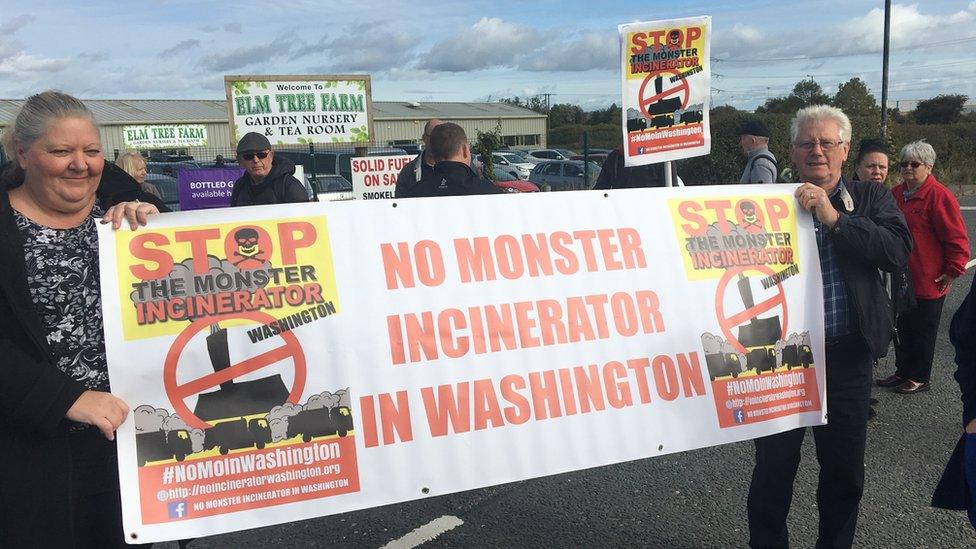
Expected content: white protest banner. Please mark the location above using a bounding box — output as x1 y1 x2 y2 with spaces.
123 124 208 150
350 155 412 200
225 75 373 147
619 16 711 166
98 185 825 543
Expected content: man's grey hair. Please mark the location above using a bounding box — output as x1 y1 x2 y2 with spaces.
899 140 937 166
790 105 852 144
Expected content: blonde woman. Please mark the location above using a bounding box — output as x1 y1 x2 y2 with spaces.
115 149 162 199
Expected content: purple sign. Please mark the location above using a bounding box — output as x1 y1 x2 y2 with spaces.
177 167 244 210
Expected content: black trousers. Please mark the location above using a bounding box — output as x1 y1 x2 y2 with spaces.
895 296 946 383
747 334 872 549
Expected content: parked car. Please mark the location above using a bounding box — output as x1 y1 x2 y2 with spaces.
146 161 202 178
524 149 577 163
145 173 180 211
492 167 540 193
392 143 421 155
275 146 407 184
315 174 355 201
492 152 534 179
529 160 601 191
570 149 612 163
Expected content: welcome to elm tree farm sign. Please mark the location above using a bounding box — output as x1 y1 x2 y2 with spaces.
123 124 209 150
225 75 374 147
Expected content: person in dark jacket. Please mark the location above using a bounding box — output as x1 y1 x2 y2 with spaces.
0 91 157 548
747 105 911 549
230 132 308 206
397 123 502 198
851 138 911 419
394 118 441 198
593 146 665 189
933 275 976 527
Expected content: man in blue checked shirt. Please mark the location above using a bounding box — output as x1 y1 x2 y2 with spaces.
747 105 911 549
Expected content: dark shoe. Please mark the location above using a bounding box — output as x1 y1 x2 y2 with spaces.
876 373 906 387
869 397 879 405
895 380 930 394
868 407 877 420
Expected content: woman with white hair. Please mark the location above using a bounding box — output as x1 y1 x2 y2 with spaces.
0 90 157 547
877 140 970 394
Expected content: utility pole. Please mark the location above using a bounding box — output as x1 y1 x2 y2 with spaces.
541 93 552 130
881 0 892 137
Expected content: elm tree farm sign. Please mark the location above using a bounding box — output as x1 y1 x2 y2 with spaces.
123 124 208 150
225 75 374 147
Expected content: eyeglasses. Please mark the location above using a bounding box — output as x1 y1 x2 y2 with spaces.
239 151 270 161
899 161 922 169
795 140 844 151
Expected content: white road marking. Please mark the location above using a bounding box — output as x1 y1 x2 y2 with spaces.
960 206 976 211
381 515 465 549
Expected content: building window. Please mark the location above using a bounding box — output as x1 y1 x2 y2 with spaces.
502 134 541 146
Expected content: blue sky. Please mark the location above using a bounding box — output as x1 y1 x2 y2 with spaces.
0 0 973 111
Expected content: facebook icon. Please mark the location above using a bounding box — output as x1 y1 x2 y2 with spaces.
168 500 188 519
733 408 745 424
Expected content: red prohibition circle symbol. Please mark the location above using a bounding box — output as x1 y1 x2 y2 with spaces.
164 311 307 430
637 69 690 119
715 266 789 355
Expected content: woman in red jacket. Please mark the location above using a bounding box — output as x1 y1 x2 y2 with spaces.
877 140 970 394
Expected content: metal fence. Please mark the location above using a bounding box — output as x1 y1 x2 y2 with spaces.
117 141 421 209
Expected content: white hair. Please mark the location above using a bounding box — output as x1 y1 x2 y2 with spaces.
790 105 852 144
899 140 936 166
1 91 98 167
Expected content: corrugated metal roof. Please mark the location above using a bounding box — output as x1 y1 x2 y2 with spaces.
374 101 542 119
0 99 543 125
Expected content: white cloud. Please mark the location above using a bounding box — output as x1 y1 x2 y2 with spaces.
420 18 539 72
198 37 292 72
518 32 616 72
732 23 763 43
0 14 35 35
948 10 972 23
0 52 69 75
159 39 201 57
291 25 420 72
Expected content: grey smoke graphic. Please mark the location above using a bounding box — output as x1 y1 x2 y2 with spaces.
133 404 206 452
129 254 273 304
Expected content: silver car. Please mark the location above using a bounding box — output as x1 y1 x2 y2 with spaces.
528 160 601 191
492 152 534 179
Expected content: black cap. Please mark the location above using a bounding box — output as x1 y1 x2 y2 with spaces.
740 118 769 138
236 132 271 155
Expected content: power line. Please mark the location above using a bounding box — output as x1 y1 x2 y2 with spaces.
713 35 976 63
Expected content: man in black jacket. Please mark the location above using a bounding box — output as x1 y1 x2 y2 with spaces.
230 132 308 206
394 118 441 198
397 123 502 198
747 105 911 549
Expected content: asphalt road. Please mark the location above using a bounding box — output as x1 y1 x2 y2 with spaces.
160 203 976 549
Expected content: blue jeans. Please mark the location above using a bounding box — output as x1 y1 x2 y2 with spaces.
966 433 976 529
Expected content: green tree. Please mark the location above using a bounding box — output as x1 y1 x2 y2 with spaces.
549 103 585 127
587 103 621 124
475 120 503 184
914 94 969 124
832 77 880 118
756 78 830 114
500 96 547 114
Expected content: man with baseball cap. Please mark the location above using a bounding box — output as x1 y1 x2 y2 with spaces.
230 132 308 206
739 118 778 184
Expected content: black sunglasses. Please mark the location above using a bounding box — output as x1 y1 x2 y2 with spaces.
240 151 270 161
900 161 922 169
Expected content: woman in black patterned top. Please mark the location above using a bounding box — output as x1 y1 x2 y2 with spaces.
0 91 159 547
